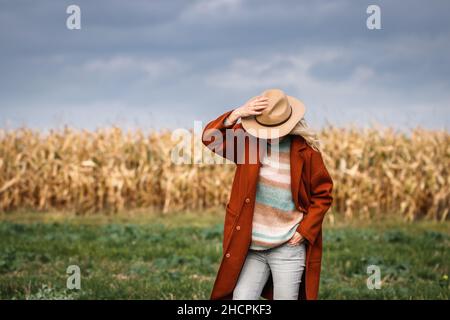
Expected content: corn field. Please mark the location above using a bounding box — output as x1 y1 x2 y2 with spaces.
0 126 448 221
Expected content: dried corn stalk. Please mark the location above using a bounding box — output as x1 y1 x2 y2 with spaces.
0 126 448 221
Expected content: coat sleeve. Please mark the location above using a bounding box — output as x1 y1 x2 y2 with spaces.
297 150 333 245
201 109 241 163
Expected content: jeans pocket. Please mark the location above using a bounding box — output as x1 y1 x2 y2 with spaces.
285 242 306 254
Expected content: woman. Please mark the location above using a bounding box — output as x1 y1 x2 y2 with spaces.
202 88 333 300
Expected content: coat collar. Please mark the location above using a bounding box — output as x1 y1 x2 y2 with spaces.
291 134 308 152
290 135 307 210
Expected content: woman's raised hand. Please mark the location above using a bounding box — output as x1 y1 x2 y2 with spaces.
227 96 269 124
238 96 269 118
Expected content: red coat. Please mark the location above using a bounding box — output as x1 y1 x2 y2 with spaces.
202 110 334 300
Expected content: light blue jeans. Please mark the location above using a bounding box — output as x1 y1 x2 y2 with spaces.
233 241 306 300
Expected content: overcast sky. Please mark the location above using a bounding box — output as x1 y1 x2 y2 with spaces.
0 0 449 132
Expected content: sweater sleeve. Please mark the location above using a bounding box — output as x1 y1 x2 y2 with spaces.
296 150 333 245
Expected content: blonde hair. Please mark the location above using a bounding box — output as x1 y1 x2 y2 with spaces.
289 118 321 152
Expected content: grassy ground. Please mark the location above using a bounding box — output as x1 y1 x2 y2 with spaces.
0 210 448 300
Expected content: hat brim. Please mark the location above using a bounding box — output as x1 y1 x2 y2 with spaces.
241 95 306 139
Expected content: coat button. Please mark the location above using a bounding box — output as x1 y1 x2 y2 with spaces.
225 253 231 258
236 225 241 231
245 198 250 203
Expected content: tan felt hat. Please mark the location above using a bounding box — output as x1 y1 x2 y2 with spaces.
241 88 306 139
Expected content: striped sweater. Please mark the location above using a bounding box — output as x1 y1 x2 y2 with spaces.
249 135 304 251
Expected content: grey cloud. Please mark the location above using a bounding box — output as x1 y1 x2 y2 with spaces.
0 0 449 130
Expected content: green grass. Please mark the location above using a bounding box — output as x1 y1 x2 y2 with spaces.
0 211 448 299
